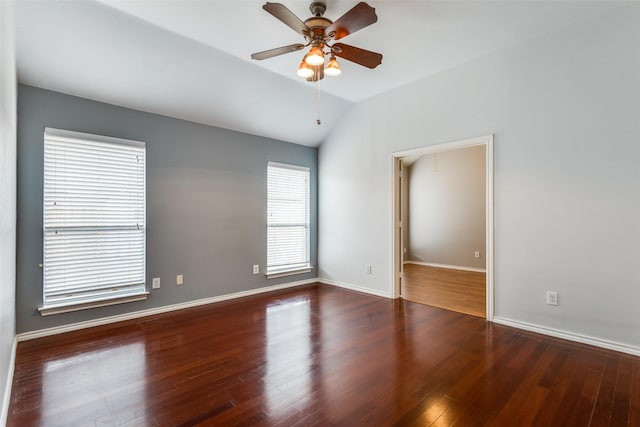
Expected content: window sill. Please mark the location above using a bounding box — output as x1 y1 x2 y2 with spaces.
39 292 149 316
265 266 314 279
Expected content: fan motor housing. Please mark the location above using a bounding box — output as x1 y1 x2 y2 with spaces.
305 16 332 29
305 16 332 40
307 0 331 38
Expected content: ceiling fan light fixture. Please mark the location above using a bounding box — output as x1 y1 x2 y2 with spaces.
297 60 315 78
325 56 341 77
305 45 325 66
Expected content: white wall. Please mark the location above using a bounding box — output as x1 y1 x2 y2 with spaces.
319 5 640 350
0 0 17 422
407 146 485 269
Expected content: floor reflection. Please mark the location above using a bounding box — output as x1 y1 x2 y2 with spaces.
10 285 633 425
264 296 312 417
42 341 148 425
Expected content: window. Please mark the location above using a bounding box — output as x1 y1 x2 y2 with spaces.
266 162 311 278
41 128 147 315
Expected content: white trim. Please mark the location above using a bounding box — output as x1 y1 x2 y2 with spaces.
485 135 495 321
391 134 495 320
391 156 402 299
319 278 392 299
18 279 317 341
39 292 149 316
265 266 313 279
404 261 486 273
1 337 17 427
492 316 640 357
393 135 490 158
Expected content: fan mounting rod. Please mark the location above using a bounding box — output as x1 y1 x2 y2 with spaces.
309 2 326 17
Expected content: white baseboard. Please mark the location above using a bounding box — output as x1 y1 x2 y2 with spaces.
319 278 392 299
492 316 640 357
404 260 486 273
17 279 318 341
1 337 17 427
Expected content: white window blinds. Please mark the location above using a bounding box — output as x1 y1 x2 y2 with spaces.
267 162 311 276
42 128 146 313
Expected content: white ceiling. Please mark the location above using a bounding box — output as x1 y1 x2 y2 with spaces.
14 0 620 146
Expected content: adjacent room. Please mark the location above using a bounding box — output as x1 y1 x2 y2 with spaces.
1 1 639 425
401 145 487 318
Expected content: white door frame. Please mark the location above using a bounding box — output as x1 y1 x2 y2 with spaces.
391 135 494 320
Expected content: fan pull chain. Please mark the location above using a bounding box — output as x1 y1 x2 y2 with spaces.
316 78 321 125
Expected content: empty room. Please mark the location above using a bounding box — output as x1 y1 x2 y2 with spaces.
1 1 639 426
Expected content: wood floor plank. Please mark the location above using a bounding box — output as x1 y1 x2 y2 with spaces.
7 283 640 426
590 355 620 426
611 358 633 426
629 358 640 426
402 263 486 318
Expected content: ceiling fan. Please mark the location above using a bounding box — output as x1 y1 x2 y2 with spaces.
251 1 383 82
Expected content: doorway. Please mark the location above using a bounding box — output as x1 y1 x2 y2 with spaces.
392 135 494 320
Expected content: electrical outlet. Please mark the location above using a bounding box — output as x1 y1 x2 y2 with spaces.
253 264 259 275
152 277 160 289
366 264 372 275
474 251 481 259
546 291 558 306
176 274 183 285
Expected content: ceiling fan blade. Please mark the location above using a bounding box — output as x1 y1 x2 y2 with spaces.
332 43 382 69
263 2 310 36
251 43 305 60
325 2 378 41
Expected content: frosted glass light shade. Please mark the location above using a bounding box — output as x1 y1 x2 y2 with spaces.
325 57 341 77
305 46 325 66
297 61 314 78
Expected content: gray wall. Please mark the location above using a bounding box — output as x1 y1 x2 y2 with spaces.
0 1 17 420
16 84 318 333
407 146 486 269
319 4 640 349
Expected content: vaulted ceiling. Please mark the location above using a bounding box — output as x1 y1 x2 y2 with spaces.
14 1 619 146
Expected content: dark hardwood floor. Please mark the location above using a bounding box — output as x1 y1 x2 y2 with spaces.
8 284 640 426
